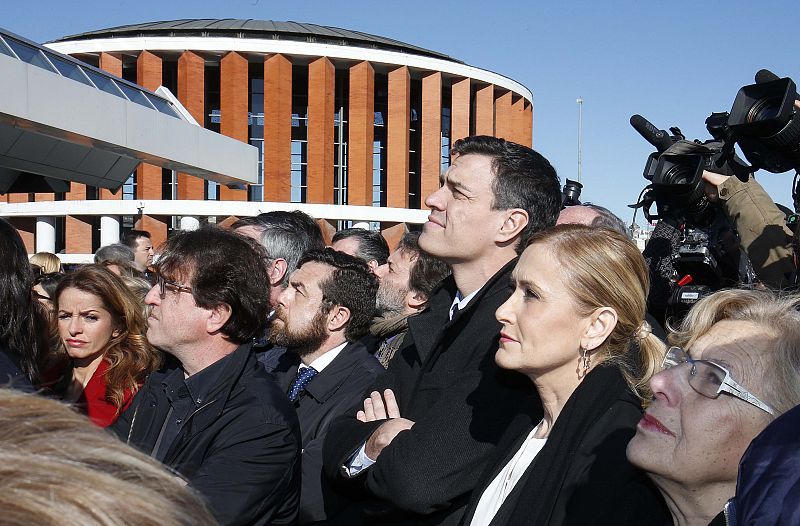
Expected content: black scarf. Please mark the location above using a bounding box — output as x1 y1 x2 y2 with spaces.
469 364 652 526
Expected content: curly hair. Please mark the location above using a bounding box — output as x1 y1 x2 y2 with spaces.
297 248 378 341
54 265 162 413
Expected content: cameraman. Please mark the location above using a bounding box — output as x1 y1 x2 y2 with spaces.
702 170 795 289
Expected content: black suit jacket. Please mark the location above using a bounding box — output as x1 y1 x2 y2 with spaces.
459 366 669 526
323 259 541 525
271 342 385 524
110 343 302 526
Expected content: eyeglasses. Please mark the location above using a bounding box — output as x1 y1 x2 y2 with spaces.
662 346 775 415
153 272 193 299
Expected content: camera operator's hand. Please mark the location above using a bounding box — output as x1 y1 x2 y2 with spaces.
702 170 730 202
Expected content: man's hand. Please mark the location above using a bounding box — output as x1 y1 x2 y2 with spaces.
702 169 730 202
357 389 415 460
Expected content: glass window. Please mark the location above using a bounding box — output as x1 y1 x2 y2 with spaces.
4 37 56 72
82 68 126 99
146 94 180 118
117 82 155 109
46 54 94 87
0 36 15 58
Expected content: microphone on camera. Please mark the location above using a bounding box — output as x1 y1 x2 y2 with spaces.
630 114 675 153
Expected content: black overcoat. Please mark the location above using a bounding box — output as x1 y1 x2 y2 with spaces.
459 366 670 526
270 341 385 524
110 343 302 526
323 259 541 525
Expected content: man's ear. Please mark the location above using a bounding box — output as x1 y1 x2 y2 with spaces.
207 303 233 334
367 260 379 273
496 208 529 245
269 259 288 287
406 290 427 311
581 307 618 352
327 305 351 333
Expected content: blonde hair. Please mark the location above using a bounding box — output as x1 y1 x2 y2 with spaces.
30 252 62 274
527 224 666 399
669 288 800 415
0 388 216 526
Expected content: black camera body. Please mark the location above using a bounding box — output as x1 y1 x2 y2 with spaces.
728 76 800 174
640 152 718 226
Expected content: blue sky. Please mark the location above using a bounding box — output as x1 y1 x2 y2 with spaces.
5 0 799 223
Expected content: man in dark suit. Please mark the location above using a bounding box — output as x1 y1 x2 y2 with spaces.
270 248 385 524
323 136 563 525
110 226 301 526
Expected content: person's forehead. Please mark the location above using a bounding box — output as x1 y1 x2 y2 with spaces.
332 236 361 256
514 245 560 287
389 247 415 268
447 154 495 191
294 261 332 289
692 320 773 381
58 287 107 309
136 237 152 248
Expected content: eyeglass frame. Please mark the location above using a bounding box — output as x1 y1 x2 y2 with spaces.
150 268 194 299
662 346 776 416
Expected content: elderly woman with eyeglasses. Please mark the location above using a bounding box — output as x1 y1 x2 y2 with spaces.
627 288 800 526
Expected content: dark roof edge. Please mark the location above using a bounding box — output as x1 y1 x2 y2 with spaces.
50 19 464 64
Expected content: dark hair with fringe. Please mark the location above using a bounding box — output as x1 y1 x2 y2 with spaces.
156 226 272 344
451 136 562 253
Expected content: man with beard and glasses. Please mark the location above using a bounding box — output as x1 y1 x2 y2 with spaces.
371 231 450 368
269 248 385 524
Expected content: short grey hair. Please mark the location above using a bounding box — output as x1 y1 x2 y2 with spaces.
670 288 800 416
94 243 135 265
583 203 629 237
256 211 325 287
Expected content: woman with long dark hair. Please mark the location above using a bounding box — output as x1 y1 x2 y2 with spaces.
54 265 162 426
0 218 49 390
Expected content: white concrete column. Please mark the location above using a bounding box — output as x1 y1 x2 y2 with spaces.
100 215 121 246
35 217 56 253
180 216 201 231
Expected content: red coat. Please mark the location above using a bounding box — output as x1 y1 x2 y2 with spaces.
78 359 136 427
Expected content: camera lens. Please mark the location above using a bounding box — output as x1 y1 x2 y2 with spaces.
662 164 695 185
747 97 782 124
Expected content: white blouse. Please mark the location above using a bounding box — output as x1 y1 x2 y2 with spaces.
469 423 547 526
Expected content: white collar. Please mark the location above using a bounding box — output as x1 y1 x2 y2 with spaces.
299 341 348 373
449 287 482 320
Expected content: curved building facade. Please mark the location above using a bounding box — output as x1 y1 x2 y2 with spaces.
13 19 533 255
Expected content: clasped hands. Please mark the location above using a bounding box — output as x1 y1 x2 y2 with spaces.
357 389 415 460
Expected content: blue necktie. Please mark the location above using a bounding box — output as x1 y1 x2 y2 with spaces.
288 366 318 402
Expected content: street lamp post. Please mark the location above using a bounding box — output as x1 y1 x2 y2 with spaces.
576 97 584 184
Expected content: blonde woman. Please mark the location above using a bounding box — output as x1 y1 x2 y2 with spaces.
462 225 670 526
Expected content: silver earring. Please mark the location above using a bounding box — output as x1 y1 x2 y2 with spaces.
579 347 591 378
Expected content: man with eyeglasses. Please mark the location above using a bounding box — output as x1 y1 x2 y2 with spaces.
110 226 302 526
